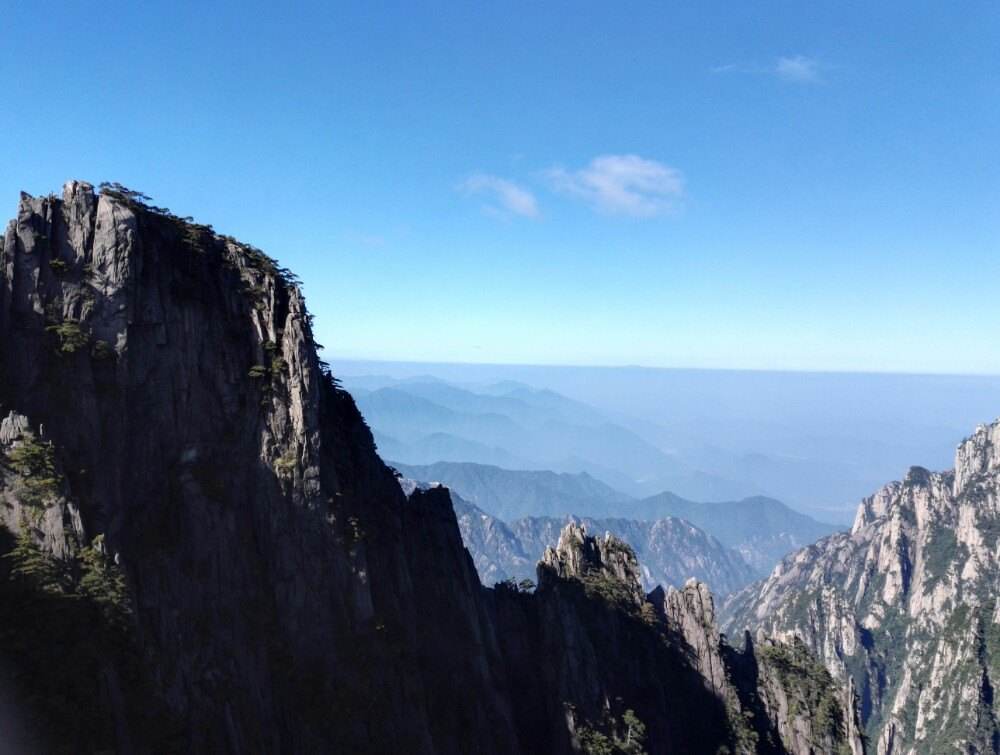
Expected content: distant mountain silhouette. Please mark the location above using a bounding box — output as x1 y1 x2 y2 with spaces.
347 376 755 500
395 460 841 577
629 493 842 574
392 460 630 519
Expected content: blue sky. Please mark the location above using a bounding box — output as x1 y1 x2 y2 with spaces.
3 1 998 373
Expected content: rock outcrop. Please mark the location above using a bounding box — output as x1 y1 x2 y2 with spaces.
525 522 860 754
510 513 757 595
0 182 857 754
541 521 646 601
724 420 1000 753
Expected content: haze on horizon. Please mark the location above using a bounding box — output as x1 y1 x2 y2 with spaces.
331 359 1000 523
4 2 999 374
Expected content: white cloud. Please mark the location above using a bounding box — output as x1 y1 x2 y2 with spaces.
546 154 684 217
775 55 820 83
712 55 822 84
460 173 539 218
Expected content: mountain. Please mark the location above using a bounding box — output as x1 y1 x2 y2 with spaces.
537 524 863 754
518 515 756 596
445 490 756 595
723 419 1000 752
376 428 528 468
336 362 1000 524
358 386 525 445
0 181 854 753
347 375 607 430
392 460 632 519
397 460 837 581
445 492 534 586
631 493 843 575
345 374 754 500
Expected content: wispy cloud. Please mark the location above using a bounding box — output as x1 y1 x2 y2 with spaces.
546 154 684 217
712 55 823 84
460 173 539 218
775 55 821 83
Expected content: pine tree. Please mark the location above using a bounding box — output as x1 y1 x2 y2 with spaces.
78 534 131 625
620 709 647 754
5 530 61 593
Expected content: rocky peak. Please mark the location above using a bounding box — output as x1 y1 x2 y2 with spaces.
0 183 859 755
0 182 497 752
661 579 729 694
534 525 861 754
725 417 1000 753
540 522 644 604
666 577 718 628
954 417 1000 495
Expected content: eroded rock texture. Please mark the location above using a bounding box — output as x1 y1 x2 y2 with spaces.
0 183 856 754
725 421 1000 753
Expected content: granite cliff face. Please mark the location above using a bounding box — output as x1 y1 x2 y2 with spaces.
724 420 1000 753
0 183 855 754
0 182 521 752
529 522 862 754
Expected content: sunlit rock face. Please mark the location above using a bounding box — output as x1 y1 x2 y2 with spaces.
725 418 1000 753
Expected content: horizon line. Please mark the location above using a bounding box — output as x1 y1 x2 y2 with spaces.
323 354 1000 381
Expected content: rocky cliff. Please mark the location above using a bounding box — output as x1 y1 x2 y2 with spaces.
0 182 856 754
0 182 521 753
724 420 1000 753
528 522 862 754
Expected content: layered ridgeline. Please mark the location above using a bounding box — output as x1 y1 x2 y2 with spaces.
393 460 632 519
724 421 1000 753
349 377 753 501
444 490 756 596
631 493 841 576
0 182 859 754
397 460 839 582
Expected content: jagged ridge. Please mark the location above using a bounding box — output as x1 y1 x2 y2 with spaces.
724 420 1000 753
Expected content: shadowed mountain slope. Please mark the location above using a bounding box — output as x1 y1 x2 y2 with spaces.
0 182 856 754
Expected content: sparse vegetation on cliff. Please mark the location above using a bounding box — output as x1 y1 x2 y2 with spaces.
4 433 62 507
574 705 648 755
757 638 848 749
45 321 90 354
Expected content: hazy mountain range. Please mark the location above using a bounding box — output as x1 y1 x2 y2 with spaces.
337 365 1000 523
391 460 631 520
350 375 750 504
622 491 838 574
394 460 839 580
446 491 757 595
